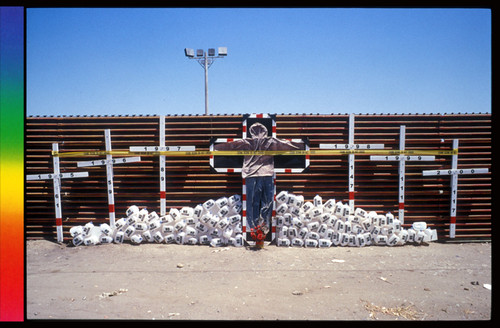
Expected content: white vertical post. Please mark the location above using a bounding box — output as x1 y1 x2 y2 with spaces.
53 143 63 242
449 139 459 238
348 113 355 211
422 139 489 238
159 116 166 216
104 129 116 227
26 143 89 243
398 125 406 222
370 125 435 224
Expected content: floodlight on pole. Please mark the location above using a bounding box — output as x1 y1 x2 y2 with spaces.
184 48 195 57
184 47 227 115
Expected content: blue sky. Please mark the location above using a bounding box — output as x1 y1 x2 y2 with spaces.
26 7 491 116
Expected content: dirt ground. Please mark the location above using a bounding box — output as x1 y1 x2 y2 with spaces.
26 239 492 321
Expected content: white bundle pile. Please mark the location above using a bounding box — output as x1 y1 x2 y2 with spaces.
275 191 438 248
70 194 244 247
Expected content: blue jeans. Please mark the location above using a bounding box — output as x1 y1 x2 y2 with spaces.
245 176 274 230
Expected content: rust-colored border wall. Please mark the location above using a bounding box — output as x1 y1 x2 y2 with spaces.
25 114 491 241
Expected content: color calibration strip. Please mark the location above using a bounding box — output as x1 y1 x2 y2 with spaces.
0 6 24 322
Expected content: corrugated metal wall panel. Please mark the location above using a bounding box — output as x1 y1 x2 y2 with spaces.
25 114 491 241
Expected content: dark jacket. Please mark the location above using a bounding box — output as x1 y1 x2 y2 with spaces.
214 122 304 178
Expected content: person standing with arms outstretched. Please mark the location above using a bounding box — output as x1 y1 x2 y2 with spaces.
214 122 304 234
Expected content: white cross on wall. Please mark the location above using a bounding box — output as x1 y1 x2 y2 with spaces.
370 125 436 224
26 143 89 243
77 129 141 226
129 115 195 216
422 139 489 238
320 113 384 211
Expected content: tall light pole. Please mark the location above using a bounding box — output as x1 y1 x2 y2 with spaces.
184 47 227 115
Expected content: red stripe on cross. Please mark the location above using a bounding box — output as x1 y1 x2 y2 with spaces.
450 216 456 224
228 168 234 173
349 191 355 200
108 204 115 213
242 194 247 201
256 114 263 118
272 226 276 233
399 202 405 210
55 218 62 226
242 126 247 133
285 169 291 173
272 126 277 133
160 191 166 199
